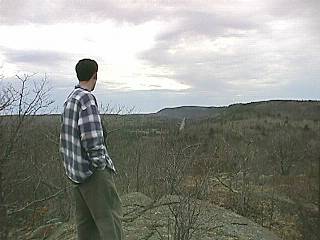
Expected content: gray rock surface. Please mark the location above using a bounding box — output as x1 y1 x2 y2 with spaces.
42 192 281 240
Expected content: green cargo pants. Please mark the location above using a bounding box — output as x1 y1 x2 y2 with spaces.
73 168 123 240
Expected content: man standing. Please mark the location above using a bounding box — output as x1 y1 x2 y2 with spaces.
59 58 123 240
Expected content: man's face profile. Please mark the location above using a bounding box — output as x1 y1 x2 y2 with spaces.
92 72 97 91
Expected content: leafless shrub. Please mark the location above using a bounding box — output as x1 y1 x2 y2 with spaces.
0 73 54 239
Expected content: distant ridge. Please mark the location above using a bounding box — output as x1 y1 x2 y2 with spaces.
27 100 320 121
155 105 225 119
153 100 320 120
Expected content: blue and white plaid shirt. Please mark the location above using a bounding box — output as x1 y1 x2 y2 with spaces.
59 84 116 183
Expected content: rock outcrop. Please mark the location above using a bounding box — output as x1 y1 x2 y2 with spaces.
38 192 281 240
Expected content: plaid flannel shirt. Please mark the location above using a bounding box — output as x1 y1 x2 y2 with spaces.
59 85 116 183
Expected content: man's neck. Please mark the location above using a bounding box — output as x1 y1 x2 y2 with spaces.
79 82 92 91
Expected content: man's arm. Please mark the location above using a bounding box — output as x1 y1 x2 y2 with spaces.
78 101 110 169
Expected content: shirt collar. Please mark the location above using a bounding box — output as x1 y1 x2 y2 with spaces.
75 84 90 91
74 84 98 106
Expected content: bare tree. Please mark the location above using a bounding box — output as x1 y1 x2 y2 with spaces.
0 73 53 239
0 76 17 114
160 143 213 240
271 129 304 176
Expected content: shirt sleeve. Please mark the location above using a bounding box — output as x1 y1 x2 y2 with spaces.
78 102 109 169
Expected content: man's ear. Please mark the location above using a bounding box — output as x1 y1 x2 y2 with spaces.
90 72 97 81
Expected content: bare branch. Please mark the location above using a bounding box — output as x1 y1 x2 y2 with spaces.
8 186 74 216
215 176 239 194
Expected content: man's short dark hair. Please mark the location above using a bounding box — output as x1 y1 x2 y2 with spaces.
75 58 98 81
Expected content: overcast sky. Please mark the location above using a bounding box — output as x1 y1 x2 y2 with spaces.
0 0 319 113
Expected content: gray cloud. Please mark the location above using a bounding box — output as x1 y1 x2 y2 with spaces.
2 47 69 66
137 0 320 103
266 0 320 18
0 47 81 77
156 10 259 43
0 0 164 25
0 47 83 94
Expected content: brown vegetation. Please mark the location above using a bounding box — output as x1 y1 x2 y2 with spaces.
0 77 319 239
